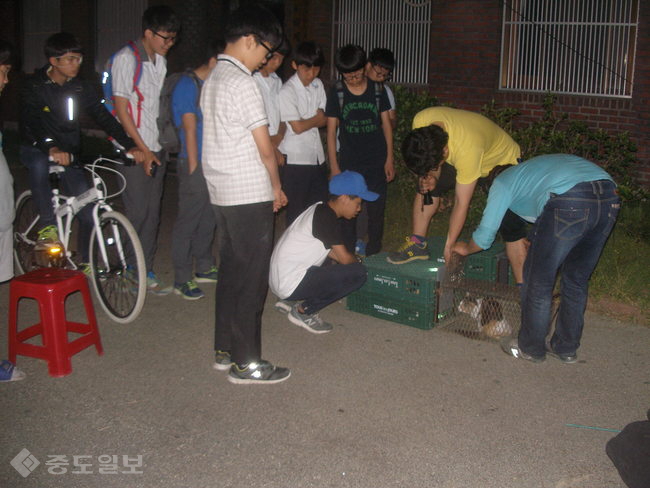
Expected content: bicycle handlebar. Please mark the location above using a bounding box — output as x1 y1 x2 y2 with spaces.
48 149 136 168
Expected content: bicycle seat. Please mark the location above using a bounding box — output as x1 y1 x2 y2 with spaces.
48 166 66 175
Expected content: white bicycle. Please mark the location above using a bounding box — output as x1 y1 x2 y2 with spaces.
13 153 147 323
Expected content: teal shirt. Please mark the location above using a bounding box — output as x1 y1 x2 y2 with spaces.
472 154 614 250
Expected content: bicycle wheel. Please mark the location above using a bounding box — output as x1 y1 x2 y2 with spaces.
89 211 146 323
13 190 40 275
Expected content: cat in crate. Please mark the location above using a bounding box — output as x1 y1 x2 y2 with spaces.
457 293 512 339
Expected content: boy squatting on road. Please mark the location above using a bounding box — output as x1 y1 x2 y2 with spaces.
200 5 290 384
452 154 620 364
387 106 528 285
270 171 377 333
19 33 143 268
170 40 225 300
110 5 180 292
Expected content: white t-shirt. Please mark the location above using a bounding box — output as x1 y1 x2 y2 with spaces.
278 73 326 165
111 40 166 151
201 55 272 206
253 71 282 136
269 202 334 298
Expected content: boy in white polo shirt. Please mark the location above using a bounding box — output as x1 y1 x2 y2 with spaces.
278 41 328 225
111 5 179 292
201 5 289 385
253 37 290 164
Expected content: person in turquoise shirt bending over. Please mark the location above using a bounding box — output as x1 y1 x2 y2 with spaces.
453 154 620 364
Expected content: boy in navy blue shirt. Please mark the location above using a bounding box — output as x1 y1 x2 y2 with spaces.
170 40 224 300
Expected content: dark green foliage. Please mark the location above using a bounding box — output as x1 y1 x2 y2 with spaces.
481 94 644 200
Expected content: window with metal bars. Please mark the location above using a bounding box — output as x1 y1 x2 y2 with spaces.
332 0 432 85
500 0 639 98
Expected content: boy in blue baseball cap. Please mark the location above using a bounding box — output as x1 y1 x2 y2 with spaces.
269 171 377 333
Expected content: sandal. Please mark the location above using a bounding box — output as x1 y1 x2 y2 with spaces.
0 360 26 382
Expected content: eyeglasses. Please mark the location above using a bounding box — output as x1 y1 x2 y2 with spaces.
153 31 177 44
56 55 83 65
371 64 392 81
259 41 275 61
342 70 364 82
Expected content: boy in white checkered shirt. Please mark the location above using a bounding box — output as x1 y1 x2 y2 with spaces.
200 5 290 385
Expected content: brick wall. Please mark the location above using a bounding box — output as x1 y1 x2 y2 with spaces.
305 0 649 187
426 0 650 186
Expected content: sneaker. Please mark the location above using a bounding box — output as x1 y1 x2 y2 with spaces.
274 299 294 314
355 239 367 257
545 344 578 364
195 266 218 283
0 360 26 382
147 271 162 289
174 280 205 300
34 225 62 251
288 303 333 334
212 350 232 371
79 263 92 277
387 237 429 264
228 360 291 384
147 271 172 296
500 338 545 363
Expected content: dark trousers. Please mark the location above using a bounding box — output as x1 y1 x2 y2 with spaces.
119 152 167 272
519 180 620 357
20 145 93 261
286 261 367 314
281 164 329 226
171 161 216 284
212 202 274 365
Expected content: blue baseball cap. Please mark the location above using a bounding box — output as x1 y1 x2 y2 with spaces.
329 171 379 201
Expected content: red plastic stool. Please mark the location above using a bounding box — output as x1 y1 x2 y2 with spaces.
8 268 103 377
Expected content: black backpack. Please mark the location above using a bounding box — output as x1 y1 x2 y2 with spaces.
335 79 384 118
157 70 201 154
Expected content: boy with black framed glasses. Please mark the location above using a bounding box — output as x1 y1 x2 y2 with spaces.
109 5 180 293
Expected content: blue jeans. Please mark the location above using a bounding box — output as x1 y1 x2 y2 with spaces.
519 180 620 357
20 145 93 261
286 261 367 314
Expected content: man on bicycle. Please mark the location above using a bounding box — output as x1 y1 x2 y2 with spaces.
20 32 143 268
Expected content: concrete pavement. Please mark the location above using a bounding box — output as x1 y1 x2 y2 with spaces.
1 166 648 487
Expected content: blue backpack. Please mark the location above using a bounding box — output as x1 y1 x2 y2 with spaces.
102 41 144 128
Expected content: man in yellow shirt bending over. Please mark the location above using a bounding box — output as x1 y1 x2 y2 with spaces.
387 106 527 284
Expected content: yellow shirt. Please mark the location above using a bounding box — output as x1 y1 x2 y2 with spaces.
412 107 521 184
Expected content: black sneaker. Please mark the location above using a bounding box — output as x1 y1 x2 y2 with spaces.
501 338 545 363
212 350 232 371
227 360 291 384
545 345 578 364
387 237 429 264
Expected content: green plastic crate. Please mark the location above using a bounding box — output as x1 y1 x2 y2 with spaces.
360 252 445 303
463 243 504 281
346 290 442 330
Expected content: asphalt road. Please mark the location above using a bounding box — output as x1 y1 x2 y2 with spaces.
1 162 648 487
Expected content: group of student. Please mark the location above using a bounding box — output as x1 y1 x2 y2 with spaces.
0 3 620 384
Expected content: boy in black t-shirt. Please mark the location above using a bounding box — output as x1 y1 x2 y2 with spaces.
269 171 377 334
326 44 394 257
